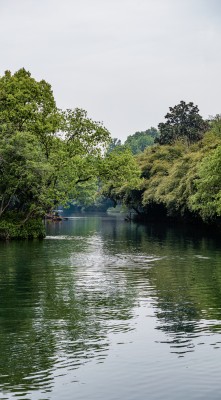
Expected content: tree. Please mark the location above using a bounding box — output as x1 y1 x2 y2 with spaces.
125 127 159 154
0 69 60 226
156 101 209 145
61 108 110 157
99 147 142 206
0 69 111 238
0 132 53 220
190 145 221 220
137 143 186 212
0 68 61 158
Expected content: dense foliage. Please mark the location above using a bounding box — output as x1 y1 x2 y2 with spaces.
0 70 100 237
124 127 159 154
120 114 221 224
1 69 220 237
0 69 142 238
156 101 209 145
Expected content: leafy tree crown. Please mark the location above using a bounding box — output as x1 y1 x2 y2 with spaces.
156 101 209 145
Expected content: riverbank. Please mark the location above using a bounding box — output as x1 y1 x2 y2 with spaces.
0 209 220 240
132 208 221 232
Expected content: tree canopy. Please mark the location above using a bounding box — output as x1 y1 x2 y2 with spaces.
1 70 220 237
0 69 113 237
156 101 209 145
124 127 159 154
114 116 221 224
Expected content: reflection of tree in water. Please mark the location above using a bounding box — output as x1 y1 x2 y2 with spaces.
140 224 221 355
1 216 221 394
0 233 137 396
100 218 221 355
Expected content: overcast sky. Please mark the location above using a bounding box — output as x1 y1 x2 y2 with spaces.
0 0 220 141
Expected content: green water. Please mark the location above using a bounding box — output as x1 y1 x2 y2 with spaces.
0 214 221 399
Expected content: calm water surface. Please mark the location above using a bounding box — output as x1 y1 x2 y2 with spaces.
0 214 221 399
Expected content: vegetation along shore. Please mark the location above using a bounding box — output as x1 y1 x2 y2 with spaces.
0 69 220 239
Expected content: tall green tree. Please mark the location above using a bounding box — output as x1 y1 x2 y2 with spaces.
156 101 208 145
0 69 111 238
0 69 60 224
0 68 61 158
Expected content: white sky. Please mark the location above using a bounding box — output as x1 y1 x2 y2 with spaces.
0 0 220 141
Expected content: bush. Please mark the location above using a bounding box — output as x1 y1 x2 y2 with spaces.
0 217 46 240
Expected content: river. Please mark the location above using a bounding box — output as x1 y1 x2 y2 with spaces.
0 213 221 399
